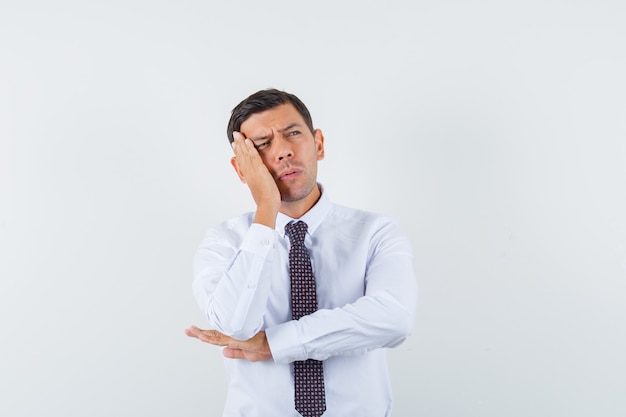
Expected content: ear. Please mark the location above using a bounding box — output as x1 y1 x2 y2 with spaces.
314 129 325 161
230 156 246 184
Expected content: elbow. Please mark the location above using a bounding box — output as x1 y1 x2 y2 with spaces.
199 291 263 340
387 284 417 341
374 293 416 347
207 308 262 341
381 310 413 349
389 307 414 342
226 327 260 341
397 309 414 338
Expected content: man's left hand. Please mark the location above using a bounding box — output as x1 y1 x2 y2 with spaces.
185 326 272 362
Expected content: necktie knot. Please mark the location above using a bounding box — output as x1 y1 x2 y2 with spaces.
285 221 308 246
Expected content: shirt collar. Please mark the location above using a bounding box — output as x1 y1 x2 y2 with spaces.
276 183 331 238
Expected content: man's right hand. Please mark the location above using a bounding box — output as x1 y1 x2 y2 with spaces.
185 326 272 362
231 131 281 228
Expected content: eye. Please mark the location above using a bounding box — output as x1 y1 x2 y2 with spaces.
255 140 270 150
288 130 301 137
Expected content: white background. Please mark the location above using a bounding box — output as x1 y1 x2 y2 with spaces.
1 1 625 416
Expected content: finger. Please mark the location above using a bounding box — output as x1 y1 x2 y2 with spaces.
223 347 246 359
198 331 233 346
185 326 230 345
232 131 245 152
184 325 203 338
233 131 259 157
244 137 256 150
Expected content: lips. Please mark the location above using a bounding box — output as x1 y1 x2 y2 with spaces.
277 167 302 181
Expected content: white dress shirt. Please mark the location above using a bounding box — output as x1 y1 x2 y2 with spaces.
193 186 418 417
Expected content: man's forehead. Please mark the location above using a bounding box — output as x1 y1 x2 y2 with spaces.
240 103 304 133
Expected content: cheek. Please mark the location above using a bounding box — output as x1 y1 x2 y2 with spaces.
258 154 275 173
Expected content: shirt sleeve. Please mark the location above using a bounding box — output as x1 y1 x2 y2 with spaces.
192 222 279 340
266 220 418 364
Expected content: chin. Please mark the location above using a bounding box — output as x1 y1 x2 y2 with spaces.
279 183 314 203
280 193 307 203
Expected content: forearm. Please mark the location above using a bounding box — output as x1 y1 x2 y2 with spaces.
253 202 279 229
267 283 417 363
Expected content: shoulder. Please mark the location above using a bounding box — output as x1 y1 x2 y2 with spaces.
320 202 413 255
322 202 406 243
327 202 397 228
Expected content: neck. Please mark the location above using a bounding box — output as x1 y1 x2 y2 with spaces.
280 184 321 219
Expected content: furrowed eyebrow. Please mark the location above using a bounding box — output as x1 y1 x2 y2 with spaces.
250 134 269 143
249 123 303 142
278 123 301 133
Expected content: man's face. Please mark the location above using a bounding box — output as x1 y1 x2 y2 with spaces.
239 103 325 202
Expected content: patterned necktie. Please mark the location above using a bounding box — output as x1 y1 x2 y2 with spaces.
285 221 326 417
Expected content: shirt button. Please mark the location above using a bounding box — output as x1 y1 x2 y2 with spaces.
247 282 256 289
261 239 270 246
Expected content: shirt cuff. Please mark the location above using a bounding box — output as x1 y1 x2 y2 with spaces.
265 320 306 364
240 223 277 255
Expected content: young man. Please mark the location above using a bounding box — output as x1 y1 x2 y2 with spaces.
185 89 417 417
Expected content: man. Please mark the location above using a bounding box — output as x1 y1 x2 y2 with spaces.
185 89 417 417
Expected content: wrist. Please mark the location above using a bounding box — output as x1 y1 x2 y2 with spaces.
254 204 279 228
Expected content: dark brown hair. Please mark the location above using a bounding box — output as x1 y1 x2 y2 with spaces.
226 89 314 145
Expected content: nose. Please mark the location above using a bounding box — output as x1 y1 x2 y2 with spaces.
278 152 292 161
273 136 293 161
